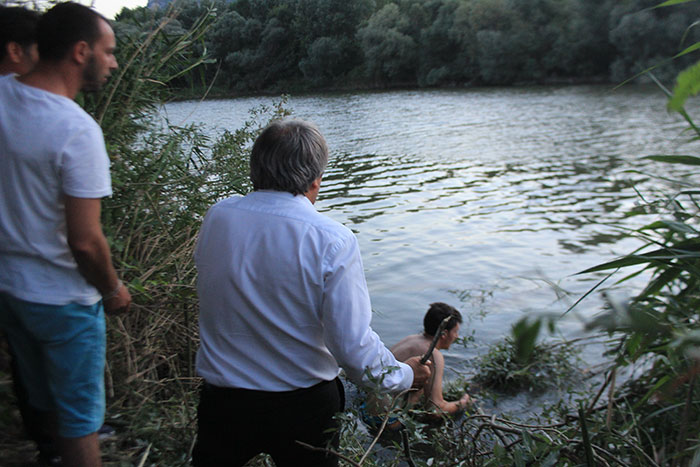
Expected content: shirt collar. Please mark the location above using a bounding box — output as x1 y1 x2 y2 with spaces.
252 189 314 207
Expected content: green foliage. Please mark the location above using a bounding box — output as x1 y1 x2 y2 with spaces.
357 3 417 85
111 0 700 94
669 60 700 111
474 335 581 392
609 0 700 83
508 137 700 463
512 317 543 363
416 0 470 86
299 36 355 86
509 1 700 462
657 0 698 7
84 3 216 145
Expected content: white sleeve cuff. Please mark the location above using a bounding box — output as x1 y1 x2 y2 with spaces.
395 361 414 393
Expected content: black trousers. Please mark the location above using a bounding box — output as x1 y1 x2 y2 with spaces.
4 333 55 456
192 378 345 467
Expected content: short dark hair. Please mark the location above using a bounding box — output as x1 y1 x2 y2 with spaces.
0 6 39 62
423 302 462 337
250 119 328 196
37 2 108 62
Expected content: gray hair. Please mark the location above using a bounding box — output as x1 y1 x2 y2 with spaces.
250 119 329 195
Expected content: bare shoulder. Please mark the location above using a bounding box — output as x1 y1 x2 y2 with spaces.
391 334 431 361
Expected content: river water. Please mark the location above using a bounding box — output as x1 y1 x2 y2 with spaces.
164 85 697 411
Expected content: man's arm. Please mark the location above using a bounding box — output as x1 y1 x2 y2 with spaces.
65 195 131 313
321 234 429 393
423 349 470 414
404 356 432 388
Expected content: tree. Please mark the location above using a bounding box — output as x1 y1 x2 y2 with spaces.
609 0 700 83
416 0 468 86
299 36 354 86
294 0 373 86
358 3 417 85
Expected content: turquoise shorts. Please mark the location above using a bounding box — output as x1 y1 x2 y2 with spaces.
359 401 402 430
0 291 106 438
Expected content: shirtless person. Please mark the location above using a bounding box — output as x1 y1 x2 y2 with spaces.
363 302 471 428
392 302 472 414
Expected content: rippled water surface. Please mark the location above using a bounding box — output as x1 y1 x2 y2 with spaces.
164 85 696 409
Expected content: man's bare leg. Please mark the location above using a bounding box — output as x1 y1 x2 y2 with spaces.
59 432 101 467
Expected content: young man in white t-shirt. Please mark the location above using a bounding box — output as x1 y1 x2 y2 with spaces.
0 3 130 466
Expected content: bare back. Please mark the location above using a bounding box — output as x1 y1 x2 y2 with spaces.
391 333 433 361
391 334 446 406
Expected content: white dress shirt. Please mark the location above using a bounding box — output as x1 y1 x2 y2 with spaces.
195 190 413 393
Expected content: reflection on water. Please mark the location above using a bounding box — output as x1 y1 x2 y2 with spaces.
165 85 696 412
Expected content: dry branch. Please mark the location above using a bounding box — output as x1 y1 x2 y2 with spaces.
295 441 361 467
420 315 452 365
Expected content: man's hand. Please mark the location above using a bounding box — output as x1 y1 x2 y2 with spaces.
104 284 131 314
405 355 432 388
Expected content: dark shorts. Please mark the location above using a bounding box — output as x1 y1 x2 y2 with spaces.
192 377 345 467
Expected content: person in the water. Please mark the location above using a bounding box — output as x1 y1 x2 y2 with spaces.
392 302 472 413
363 302 472 429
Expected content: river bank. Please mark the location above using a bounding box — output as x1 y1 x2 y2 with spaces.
168 74 617 102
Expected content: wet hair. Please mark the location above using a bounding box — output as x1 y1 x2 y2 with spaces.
423 302 462 337
36 2 108 62
250 119 328 195
0 6 39 62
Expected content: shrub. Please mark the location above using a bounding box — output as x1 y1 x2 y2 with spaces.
474 336 581 392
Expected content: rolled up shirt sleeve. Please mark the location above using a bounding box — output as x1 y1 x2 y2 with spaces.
320 233 413 394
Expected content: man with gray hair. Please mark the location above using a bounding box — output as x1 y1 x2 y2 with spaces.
192 119 431 466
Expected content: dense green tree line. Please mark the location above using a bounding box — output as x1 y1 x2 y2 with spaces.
115 0 700 93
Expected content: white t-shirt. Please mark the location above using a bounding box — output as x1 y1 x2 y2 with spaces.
0 75 112 305
195 190 413 393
